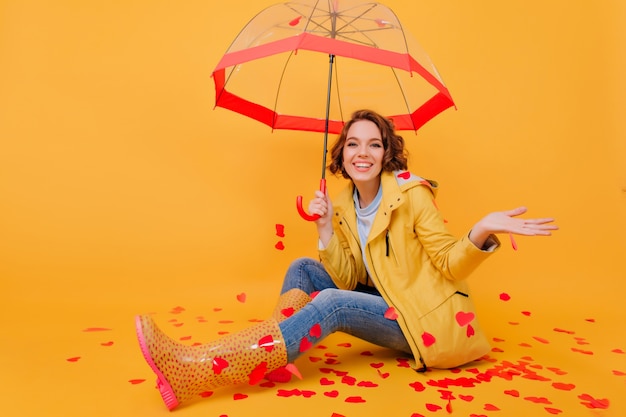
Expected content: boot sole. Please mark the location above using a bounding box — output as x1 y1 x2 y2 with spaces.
135 315 180 410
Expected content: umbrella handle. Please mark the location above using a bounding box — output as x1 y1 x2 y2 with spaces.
296 179 327 222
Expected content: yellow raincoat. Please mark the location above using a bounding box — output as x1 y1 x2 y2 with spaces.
319 170 500 369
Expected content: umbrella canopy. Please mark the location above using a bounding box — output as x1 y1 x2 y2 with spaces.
212 0 455 220
212 0 455 134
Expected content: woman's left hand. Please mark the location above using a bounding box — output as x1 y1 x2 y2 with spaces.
469 206 558 248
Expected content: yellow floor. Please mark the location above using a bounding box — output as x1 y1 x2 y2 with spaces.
4 281 624 417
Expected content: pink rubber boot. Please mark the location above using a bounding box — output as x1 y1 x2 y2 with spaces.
135 315 287 410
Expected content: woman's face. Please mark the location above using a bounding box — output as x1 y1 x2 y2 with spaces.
342 119 385 186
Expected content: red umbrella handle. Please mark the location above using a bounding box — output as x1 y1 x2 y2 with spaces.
296 179 327 221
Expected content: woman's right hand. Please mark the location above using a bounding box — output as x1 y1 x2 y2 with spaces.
308 190 334 246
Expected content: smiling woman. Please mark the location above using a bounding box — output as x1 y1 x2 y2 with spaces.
134 108 558 410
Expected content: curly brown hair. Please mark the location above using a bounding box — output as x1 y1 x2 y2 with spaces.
328 109 408 179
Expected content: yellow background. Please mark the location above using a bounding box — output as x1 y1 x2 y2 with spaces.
1 0 624 416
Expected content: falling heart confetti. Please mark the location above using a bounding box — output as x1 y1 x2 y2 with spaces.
299 337 313 352
552 382 576 391
233 393 248 400
275 241 285 250
545 408 563 415
128 379 145 385
199 391 213 398
309 323 322 338
258 334 276 352
422 332 436 347
455 311 475 327
100 341 114 346
578 394 610 409
212 357 229 374
324 390 339 398
484 404 500 411
499 293 511 301
275 224 285 237
66 357 81 362
345 396 366 403
82 327 111 332
236 293 247 303
425 403 442 412
384 307 398 320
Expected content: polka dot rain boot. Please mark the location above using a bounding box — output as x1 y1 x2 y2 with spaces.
265 288 311 383
270 288 311 322
135 314 287 410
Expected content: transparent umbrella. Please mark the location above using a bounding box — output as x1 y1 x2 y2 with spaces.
212 0 454 220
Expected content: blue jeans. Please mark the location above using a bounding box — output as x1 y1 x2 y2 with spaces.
278 258 412 362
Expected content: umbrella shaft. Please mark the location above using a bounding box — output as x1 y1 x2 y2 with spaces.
321 53 335 180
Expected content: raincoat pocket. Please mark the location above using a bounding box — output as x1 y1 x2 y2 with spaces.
416 291 491 369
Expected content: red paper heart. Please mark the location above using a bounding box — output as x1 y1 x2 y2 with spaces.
425 404 441 412
524 396 552 404
384 307 398 320
345 396 366 403
552 382 575 391
66 357 81 362
324 390 339 398
499 293 511 301
455 311 475 327
341 375 356 386
275 224 285 237
337 342 351 347
409 381 426 392
545 408 563 415
370 362 384 369
128 379 145 384
378 370 390 379
248 361 268 385
484 404 500 411
258 334 275 352
212 357 229 374
233 393 248 400
466 324 475 337
357 381 378 388
422 331 436 347
199 391 213 398
320 377 335 385
459 395 474 402
236 293 246 303
299 337 313 352
301 390 316 398
100 341 114 346
275 241 285 250
82 327 111 332
533 336 550 344
504 389 520 397
397 171 411 180
309 323 322 338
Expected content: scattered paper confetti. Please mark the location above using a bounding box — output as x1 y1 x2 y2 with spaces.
82 327 111 332
128 379 145 385
384 307 398 320
236 293 247 303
